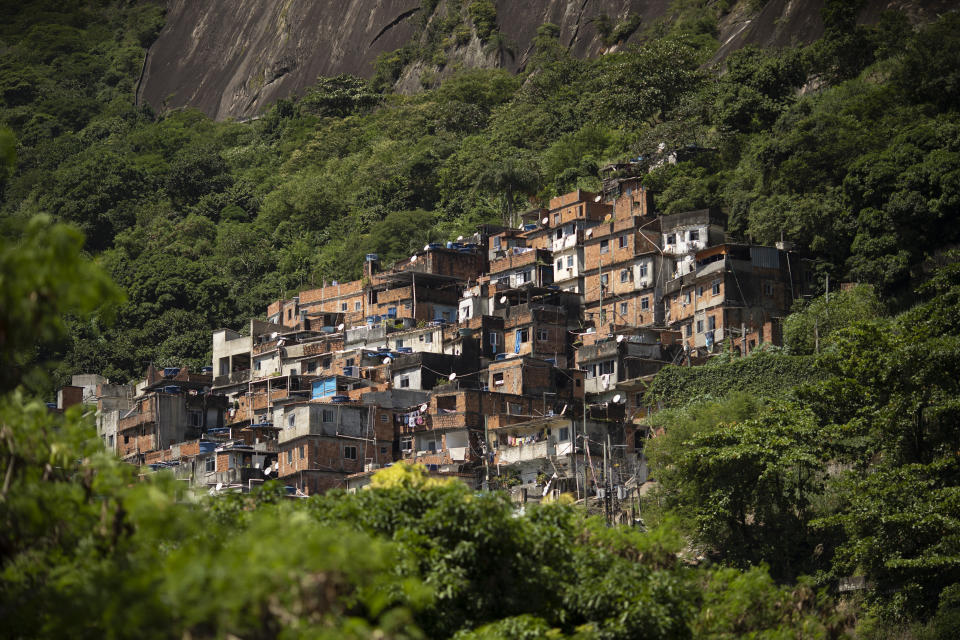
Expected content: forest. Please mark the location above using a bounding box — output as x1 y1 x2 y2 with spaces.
1 0 959 637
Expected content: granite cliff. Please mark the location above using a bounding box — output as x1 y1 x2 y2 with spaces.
138 0 955 121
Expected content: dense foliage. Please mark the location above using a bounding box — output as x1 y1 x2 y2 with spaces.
643 254 960 636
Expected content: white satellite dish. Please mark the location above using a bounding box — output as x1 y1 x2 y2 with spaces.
264 467 271 476
612 394 622 404
456 235 464 241
410 256 417 263
382 357 392 364
594 195 602 202
215 482 223 491
337 323 345 331
586 229 593 237
499 296 507 304
616 335 625 343
448 372 457 381
424 244 430 251
419 403 428 412
541 217 548 225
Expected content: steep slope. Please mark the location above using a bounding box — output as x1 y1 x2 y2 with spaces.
131 0 960 120
139 0 670 120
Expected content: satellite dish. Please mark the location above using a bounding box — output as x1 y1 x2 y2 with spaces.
518 223 524 229
616 335 625 343
499 295 507 304
215 482 223 491
424 244 430 251
586 229 593 237
541 217 548 225
448 372 457 381
410 256 417 263
264 467 271 476
456 235 464 241
382 357 392 364
612 394 622 404
419 403 428 412
604 214 612 222
337 323 345 331
594 195 602 202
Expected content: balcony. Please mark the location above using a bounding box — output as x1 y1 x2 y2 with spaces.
498 440 553 463
213 369 251 388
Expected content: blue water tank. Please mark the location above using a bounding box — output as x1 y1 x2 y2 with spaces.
365 253 379 262
163 385 180 394
330 395 350 403
397 347 413 354
495 353 507 361
163 367 180 378
201 366 213 374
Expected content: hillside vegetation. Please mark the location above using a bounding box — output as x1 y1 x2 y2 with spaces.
2 2 960 636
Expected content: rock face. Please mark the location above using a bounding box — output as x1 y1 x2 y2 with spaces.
139 0 670 120
138 0 952 121
138 0 423 121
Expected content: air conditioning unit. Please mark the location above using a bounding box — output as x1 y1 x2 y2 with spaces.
638 280 648 288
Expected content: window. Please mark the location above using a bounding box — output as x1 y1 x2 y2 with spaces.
299 445 305 459
396 339 404 349
380 446 388 455
684 292 691 304
712 280 721 295
493 236 501 250
286 450 292 464
696 319 703 333
322 409 334 422
518 328 530 343
697 286 704 297
566 255 574 268
689 229 700 242
619 302 628 316
493 372 504 386
618 235 627 249
205 456 215 472
519 270 532 284
556 259 563 270
490 332 500 346
641 296 649 311
666 233 675 245
423 332 432 344
287 413 295 427
708 316 716 330
600 273 609 286
306 361 317 373
508 402 522 415
537 328 549 341
426 439 438 452
345 358 355 367
620 269 631 283
344 446 357 460
685 324 692 337
340 302 348 311
287 309 293 319
354 301 361 311
555 228 563 240
639 263 648 278
558 427 570 441
764 281 774 296
188 410 202 427
600 360 614 375
401 438 413 451
255 360 262 371
554 213 561 225
600 239 609 254
399 375 410 388
380 413 388 423
322 357 331 369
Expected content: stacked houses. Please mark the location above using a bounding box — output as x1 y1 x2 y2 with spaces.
87 161 809 501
